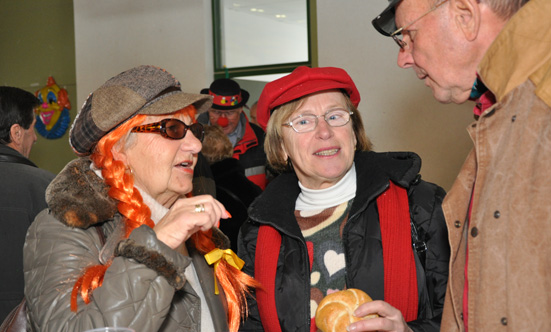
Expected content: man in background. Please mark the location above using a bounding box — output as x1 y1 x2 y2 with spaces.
0 86 55 319
371 0 551 331
199 78 268 189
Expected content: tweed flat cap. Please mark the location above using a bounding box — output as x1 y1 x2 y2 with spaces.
69 65 212 155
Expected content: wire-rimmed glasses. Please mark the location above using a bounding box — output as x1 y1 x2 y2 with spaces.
283 109 353 133
390 0 450 49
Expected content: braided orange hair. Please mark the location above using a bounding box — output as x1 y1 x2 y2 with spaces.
71 105 259 331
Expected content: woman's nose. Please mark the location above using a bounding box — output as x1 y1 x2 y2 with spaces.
182 130 202 153
315 118 333 139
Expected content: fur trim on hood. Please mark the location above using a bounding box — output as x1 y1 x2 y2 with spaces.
46 158 117 229
45 157 232 249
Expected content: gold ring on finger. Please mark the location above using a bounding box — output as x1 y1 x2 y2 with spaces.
194 203 205 213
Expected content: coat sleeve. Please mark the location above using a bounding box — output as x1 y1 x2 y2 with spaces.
24 210 191 332
407 179 450 332
236 219 265 331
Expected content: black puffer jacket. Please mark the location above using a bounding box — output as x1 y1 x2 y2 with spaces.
238 151 449 332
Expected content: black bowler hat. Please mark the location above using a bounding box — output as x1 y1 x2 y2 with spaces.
200 78 250 110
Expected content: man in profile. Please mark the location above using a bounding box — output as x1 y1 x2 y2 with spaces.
0 86 55 319
371 0 551 331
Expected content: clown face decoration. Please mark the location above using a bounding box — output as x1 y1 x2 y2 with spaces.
35 76 71 139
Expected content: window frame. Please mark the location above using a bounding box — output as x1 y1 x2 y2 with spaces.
211 0 317 79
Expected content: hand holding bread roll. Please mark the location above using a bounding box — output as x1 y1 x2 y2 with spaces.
315 289 378 332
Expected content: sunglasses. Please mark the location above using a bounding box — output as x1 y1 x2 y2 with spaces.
131 118 204 142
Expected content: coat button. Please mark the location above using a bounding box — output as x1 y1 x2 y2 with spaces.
471 227 479 237
455 220 461 228
494 210 500 218
460 313 464 320
501 317 508 325
511 115 517 122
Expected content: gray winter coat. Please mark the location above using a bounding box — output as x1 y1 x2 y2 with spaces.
23 158 229 331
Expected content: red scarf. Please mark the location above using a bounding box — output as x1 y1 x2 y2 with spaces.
377 181 419 322
255 181 419 331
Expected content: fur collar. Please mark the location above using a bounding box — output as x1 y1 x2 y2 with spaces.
46 157 232 249
46 157 117 229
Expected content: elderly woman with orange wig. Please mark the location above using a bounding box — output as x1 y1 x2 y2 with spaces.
22 65 258 331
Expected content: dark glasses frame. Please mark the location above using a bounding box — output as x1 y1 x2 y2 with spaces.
131 118 205 142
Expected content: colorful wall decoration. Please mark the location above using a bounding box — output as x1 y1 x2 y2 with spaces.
35 76 71 139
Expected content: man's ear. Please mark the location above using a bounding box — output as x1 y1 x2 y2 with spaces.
9 124 23 146
451 0 481 41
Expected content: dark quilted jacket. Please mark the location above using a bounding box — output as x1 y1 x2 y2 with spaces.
238 151 450 332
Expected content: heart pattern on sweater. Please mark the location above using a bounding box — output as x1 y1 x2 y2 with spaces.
324 250 345 277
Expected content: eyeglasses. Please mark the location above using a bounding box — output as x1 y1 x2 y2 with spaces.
209 109 241 118
131 118 204 142
390 0 449 50
283 109 353 133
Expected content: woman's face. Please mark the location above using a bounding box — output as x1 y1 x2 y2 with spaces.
114 113 202 207
281 90 357 190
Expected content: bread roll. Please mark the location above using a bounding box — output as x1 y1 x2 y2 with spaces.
315 288 378 332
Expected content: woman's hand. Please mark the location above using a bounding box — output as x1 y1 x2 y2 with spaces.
347 300 413 332
153 195 230 249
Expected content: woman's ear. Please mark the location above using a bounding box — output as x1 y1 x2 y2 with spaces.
451 0 481 41
111 143 128 164
280 141 288 162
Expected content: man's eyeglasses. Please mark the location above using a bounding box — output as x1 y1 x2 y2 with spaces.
390 0 449 49
209 109 241 118
283 109 353 133
131 118 205 142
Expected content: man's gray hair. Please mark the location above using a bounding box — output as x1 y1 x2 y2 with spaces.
479 0 529 19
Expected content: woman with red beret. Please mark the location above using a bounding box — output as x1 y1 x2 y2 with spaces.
238 66 449 332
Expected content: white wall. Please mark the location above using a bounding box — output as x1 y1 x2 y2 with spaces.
73 0 474 190
73 0 214 108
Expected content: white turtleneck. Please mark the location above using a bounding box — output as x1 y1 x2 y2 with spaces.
295 163 357 211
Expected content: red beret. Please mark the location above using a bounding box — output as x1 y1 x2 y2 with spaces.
256 66 360 129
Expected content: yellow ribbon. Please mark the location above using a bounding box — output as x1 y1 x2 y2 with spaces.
204 248 245 294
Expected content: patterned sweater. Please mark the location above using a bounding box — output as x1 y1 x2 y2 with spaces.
295 200 353 319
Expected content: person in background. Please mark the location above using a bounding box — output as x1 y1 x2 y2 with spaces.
191 152 217 197
201 125 262 252
198 79 268 189
248 101 259 126
0 86 55 320
372 0 551 330
238 66 449 332
23 65 258 331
